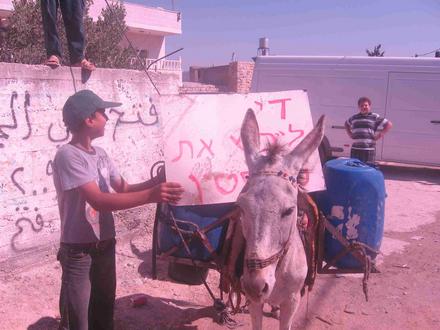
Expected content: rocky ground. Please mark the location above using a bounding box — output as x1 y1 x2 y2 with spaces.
1 165 439 330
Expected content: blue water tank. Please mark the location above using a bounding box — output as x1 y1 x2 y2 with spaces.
158 203 235 261
315 158 386 269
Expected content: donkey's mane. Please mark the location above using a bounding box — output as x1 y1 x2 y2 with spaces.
262 141 287 164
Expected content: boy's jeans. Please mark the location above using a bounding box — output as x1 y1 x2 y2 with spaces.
57 238 116 330
40 0 85 64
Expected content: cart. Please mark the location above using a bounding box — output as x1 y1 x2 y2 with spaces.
150 192 379 325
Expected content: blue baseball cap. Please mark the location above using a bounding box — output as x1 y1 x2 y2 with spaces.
63 90 122 130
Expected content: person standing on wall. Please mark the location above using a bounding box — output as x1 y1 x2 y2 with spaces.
41 0 96 70
345 96 393 164
53 90 184 329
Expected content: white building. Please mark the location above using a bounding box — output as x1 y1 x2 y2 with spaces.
0 0 182 71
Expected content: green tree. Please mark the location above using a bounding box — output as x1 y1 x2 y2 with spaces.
366 44 385 57
0 0 134 68
86 1 134 68
0 0 47 64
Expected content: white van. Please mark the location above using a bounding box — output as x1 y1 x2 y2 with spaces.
251 56 440 167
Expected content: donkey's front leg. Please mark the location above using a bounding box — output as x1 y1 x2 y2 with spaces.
279 293 301 330
248 301 264 330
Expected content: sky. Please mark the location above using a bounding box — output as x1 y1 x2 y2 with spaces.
129 0 440 70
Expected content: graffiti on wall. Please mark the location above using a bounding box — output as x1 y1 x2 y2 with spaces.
0 86 162 254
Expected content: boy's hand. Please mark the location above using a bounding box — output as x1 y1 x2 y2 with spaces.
374 132 383 141
150 182 184 204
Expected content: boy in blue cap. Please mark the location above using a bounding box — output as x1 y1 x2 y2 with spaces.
53 90 184 329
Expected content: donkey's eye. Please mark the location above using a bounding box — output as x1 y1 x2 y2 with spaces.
281 207 295 218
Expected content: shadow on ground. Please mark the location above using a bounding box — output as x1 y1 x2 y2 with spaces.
129 240 197 286
114 293 218 329
380 164 440 185
27 316 59 330
27 294 218 330
130 240 156 279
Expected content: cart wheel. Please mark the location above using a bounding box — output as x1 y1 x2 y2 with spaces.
168 262 209 285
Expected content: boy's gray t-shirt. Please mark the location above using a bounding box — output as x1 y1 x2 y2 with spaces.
53 144 120 243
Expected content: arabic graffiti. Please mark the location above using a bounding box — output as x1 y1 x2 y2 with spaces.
1 92 161 148
11 213 45 252
11 167 25 195
0 92 18 148
22 91 32 140
1 89 164 256
150 160 165 178
110 98 159 141
48 123 70 142
46 160 53 176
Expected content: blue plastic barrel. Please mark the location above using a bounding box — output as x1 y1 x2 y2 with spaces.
314 158 385 269
158 203 235 261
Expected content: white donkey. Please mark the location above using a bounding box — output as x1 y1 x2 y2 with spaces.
237 109 325 330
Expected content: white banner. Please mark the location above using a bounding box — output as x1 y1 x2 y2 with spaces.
161 90 324 205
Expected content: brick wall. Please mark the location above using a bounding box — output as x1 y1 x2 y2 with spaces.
229 61 255 93
187 61 254 93
0 63 180 272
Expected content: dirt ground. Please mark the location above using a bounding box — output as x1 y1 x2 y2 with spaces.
0 165 439 330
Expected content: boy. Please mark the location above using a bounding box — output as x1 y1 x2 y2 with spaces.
345 97 392 164
53 90 184 329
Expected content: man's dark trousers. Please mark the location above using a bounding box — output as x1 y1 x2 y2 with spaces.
40 0 85 64
57 239 116 330
350 148 376 164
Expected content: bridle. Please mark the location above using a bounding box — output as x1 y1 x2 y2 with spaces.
241 170 298 271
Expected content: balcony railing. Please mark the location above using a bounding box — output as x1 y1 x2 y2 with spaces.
130 57 181 72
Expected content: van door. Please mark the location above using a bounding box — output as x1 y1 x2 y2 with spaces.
382 72 440 166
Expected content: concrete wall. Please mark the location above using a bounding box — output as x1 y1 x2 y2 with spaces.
0 62 180 272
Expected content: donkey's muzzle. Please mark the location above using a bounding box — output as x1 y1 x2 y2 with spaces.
242 274 269 300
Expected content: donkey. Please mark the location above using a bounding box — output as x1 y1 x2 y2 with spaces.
237 109 325 330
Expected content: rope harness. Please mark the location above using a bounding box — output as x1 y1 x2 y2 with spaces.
244 170 297 271
246 246 288 271
319 212 380 302
250 170 298 187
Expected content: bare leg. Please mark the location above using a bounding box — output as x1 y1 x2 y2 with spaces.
248 301 264 330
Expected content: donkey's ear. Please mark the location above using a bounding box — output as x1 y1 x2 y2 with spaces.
241 108 260 170
285 115 325 171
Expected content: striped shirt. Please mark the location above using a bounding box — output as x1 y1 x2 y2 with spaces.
345 112 388 150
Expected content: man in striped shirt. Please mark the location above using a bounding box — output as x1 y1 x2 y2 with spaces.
345 97 393 164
